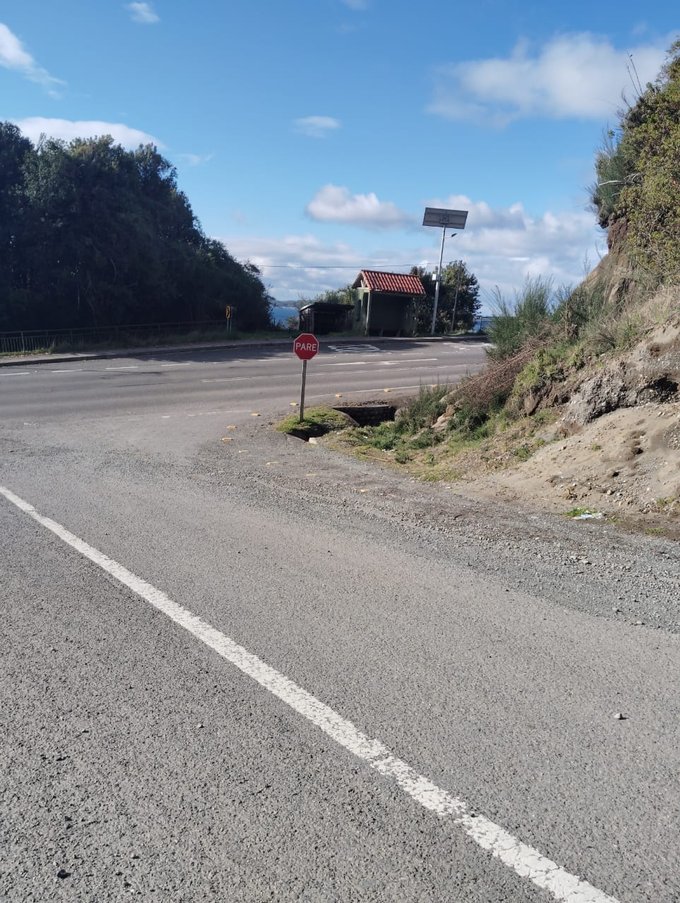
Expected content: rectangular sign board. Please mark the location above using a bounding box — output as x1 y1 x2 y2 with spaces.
422 207 468 229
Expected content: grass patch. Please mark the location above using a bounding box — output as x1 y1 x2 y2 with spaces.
276 405 353 439
564 507 602 519
328 377 557 484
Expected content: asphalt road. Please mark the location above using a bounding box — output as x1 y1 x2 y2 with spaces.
1 340 679 902
0 339 489 427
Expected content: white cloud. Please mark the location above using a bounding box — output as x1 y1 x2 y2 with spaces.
306 185 413 229
222 233 405 300
428 33 669 124
177 152 214 167
0 22 64 96
294 116 341 138
437 199 603 305
429 194 527 230
15 117 164 149
223 196 603 309
126 2 160 24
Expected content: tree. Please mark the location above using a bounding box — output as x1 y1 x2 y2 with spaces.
300 285 356 306
0 126 273 332
0 123 33 328
411 261 480 333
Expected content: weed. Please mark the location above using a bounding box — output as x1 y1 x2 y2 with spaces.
564 507 599 518
396 384 450 433
276 406 351 438
394 447 413 464
487 277 556 360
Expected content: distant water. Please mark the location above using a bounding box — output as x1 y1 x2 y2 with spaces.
473 315 493 333
271 306 492 331
271 305 299 326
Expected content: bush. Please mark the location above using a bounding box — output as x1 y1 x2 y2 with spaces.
395 384 450 433
590 41 680 285
487 277 554 359
552 281 608 340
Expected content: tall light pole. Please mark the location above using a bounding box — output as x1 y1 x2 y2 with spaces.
423 207 468 336
450 260 463 333
431 231 455 336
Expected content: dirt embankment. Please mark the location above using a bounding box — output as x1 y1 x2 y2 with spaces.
461 286 680 535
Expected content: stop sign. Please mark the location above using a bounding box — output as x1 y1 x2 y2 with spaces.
293 333 319 361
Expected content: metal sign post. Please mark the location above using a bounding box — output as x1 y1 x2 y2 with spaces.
293 333 319 422
299 359 308 422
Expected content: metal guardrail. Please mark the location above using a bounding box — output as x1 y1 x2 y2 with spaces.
0 320 233 355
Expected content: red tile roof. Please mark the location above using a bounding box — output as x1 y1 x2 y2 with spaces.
354 270 426 296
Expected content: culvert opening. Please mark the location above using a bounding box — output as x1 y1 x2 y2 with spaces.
332 404 397 426
280 403 398 442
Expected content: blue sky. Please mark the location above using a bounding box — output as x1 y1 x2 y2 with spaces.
2 1 678 310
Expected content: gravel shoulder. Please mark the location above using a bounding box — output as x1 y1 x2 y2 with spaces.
207 417 680 636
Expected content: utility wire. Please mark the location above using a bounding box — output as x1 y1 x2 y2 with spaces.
257 263 420 270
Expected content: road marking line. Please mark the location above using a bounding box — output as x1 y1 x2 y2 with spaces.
160 362 193 368
327 344 380 353
322 360 439 370
201 377 249 383
0 484 619 903
1 371 31 376
324 361 371 367
104 366 138 371
379 358 438 364
309 381 463 399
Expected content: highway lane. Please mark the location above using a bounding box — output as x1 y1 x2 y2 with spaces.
0 339 488 427
1 338 679 902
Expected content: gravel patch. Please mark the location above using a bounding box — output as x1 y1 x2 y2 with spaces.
197 420 680 636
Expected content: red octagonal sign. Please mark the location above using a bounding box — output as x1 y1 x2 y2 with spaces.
293 332 319 361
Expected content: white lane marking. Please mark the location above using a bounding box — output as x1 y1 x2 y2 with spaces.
322 358 438 369
327 344 381 353
157 409 247 420
201 377 249 384
104 366 138 371
379 358 438 364
160 362 192 368
325 361 371 367
0 486 619 903
51 368 85 373
309 380 465 399
0 371 31 376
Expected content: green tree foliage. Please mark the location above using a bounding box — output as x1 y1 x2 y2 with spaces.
410 260 480 333
0 128 272 331
301 285 356 306
0 123 33 318
590 41 680 283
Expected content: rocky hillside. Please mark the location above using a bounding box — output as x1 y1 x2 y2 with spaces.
328 43 680 535
445 45 680 531
460 285 680 534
